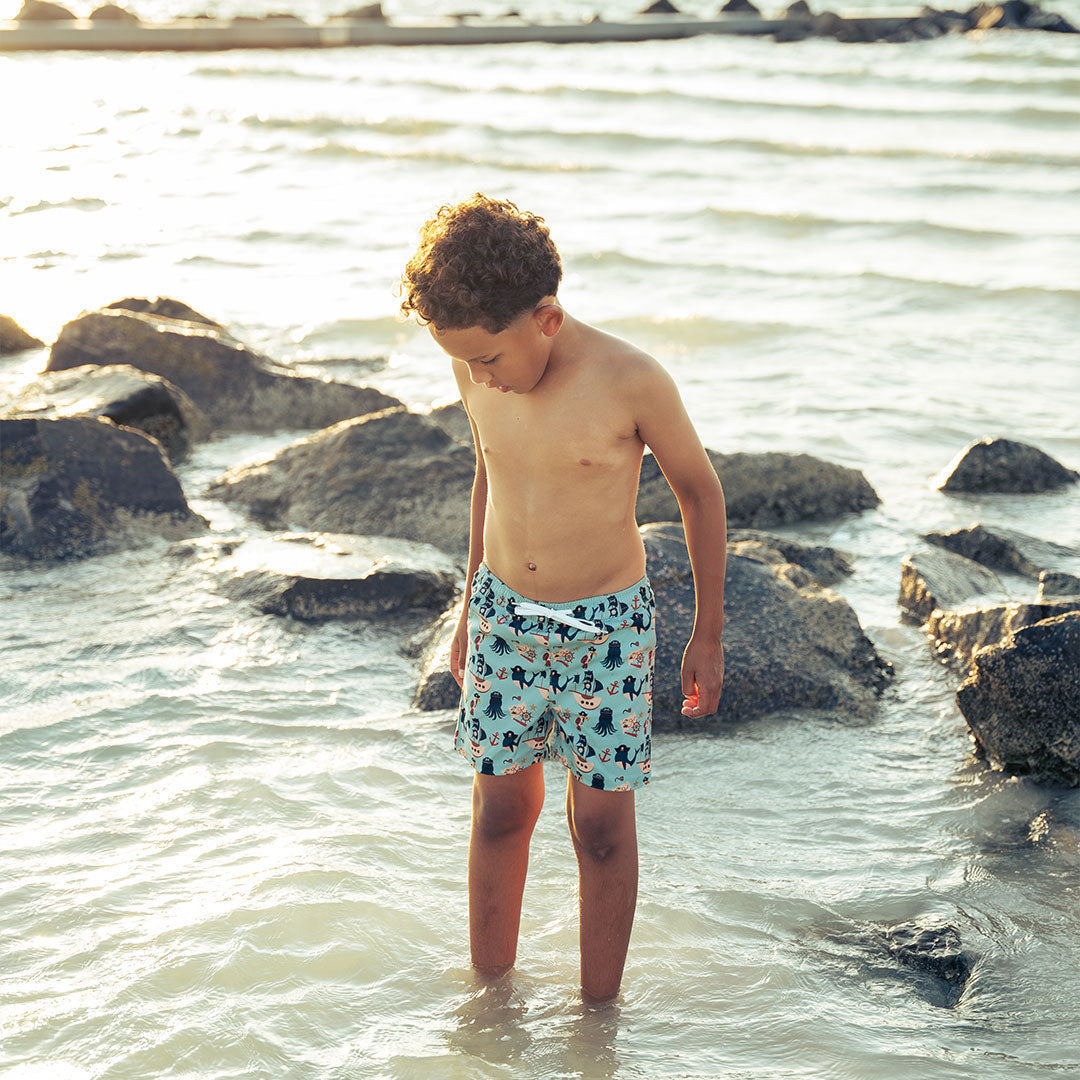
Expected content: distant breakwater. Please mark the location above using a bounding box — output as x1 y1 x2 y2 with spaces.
2 0 1075 51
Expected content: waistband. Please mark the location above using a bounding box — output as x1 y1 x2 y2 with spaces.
473 562 650 610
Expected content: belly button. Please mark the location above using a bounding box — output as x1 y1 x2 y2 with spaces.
527 562 537 572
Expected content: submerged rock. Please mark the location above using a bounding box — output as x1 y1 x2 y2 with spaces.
927 599 1080 670
1 416 205 560
880 921 973 1008
935 437 1078 494
898 548 1003 623
0 364 210 462
637 450 879 529
208 407 476 553
47 307 398 436
0 315 45 356
923 524 1080 581
956 611 1080 786
207 532 460 621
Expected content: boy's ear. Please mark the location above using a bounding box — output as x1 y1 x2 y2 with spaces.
535 303 564 338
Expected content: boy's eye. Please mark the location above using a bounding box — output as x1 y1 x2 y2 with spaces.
482 356 499 366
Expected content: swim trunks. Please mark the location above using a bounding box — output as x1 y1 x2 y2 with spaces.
454 564 656 791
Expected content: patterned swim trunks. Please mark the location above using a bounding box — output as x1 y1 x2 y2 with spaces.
454 564 656 791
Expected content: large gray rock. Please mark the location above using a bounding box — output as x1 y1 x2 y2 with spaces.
899 548 1003 623
0 315 44 356
410 600 466 710
1 416 206 560
923 524 1080 581
427 400 473 446
1039 570 1080 600
104 296 222 328
47 308 399 435
928 599 1080 671
15 0 75 18
956 611 1080 786
728 529 853 586
195 532 461 621
208 407 476 552
1 364 210 462
936 438 1078 494
637 450 879 529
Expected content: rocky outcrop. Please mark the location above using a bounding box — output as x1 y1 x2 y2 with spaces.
637 450 879 529
956 611 1080 786
200 532 460 621
728 528 853 586
899 548 1003 623
720 0 761 12
1 364 210 462
935 438 1078 494
103 296 222 328
15 0 75 19
89 4 139 20
1039 571 1080 600
410 600 465 710
208 407 476 552
427 400 473 446
47 307 398 436
923 524 1080 581
928 599 1080 670
1 416 206 560
0 315 44 356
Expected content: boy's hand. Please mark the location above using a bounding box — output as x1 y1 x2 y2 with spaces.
449 615 469 688
680 635 724 718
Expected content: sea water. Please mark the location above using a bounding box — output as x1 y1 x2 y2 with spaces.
2 4 1079 1076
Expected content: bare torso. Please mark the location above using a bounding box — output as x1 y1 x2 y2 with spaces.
461 326 648 602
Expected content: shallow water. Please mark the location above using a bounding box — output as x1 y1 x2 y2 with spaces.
3 5 1080 1077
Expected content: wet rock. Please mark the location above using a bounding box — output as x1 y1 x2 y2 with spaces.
720 0 760 12
784 0 811 14
0 315 45 356
640 0 679 11
898 548 1003 623
411 600 466 710
637 450 879 529
427 400 473 446
935 437 1078 494
89 4 139 20
880 921 973 1008
772 20 810 38
336 2 385 17
0 364 210 462
927 599 1080 670
956 611 1080 786
1039 570 1080 600
15 0 75 19
645 523 891 726
103 296 224 329
208 407 475 553
211 532 460 621
728 529 853 586
1 416 206 561
47 308 399 436
923 524 1080 581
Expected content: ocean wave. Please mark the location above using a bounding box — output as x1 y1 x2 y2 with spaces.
240 113 452 137
300 140 607 173
10 197 107 216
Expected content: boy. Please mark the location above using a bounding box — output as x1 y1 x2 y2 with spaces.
401 194 726 1002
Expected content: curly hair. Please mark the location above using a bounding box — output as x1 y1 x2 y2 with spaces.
400 194 562 333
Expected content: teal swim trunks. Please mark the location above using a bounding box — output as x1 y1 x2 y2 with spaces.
454 564 656 791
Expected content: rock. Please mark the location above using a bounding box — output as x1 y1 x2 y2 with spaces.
337 2 385 17
834 16 885 39
88 4 139 20
103 296 224 329
773 20 810 38
209 532 460 621
0 364 210 462
923 524 1080 581
927 599 1080 670
637 450 879 529
784 0 812 15
208 407 476 553
721 0 760 12
645 523 890 725
728 529 853 586
15 0 75 19
880 921 973 1008
809 9 846 35
427 400 473 446
935 438 1078 494
1039 570 1080 600
47 308 400 436
411 600 466 710
1 416 206 561
956 611 1080 786
640 0 679 11
0 315 45 356
899 548 1003 623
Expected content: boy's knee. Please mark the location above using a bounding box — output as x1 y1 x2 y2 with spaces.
472 776 543 842
567 803 634 862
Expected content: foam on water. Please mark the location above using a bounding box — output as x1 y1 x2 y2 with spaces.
2 5 1080 1077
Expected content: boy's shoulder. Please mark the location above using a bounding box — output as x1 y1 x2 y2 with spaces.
575 321 668 388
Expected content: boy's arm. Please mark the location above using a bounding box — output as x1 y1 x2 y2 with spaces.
631 359 726 719
451 366 487 687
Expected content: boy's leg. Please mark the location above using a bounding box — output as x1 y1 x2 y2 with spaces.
468 763 545 975
565 775 638 1001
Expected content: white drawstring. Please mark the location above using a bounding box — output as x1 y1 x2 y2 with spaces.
514 601 600 634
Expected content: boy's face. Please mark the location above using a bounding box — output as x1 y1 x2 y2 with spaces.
430 302 562 395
